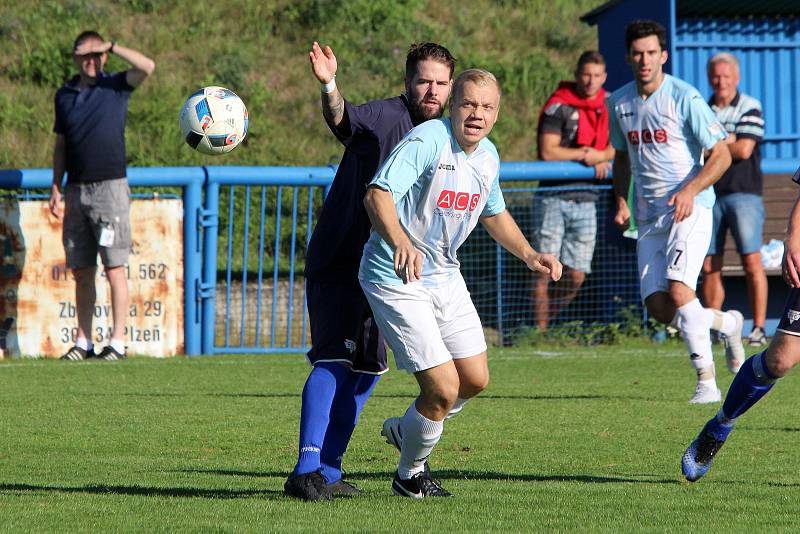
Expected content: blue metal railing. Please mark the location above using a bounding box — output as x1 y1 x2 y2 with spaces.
2 158 798 356
0 167 204 355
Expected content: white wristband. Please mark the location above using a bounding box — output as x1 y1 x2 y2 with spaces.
321 76 336 94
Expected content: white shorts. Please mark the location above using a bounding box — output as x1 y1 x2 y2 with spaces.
360 273 487 373
637 204 712 300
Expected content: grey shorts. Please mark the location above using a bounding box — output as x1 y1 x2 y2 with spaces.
63 178 132 269
531 196 597 273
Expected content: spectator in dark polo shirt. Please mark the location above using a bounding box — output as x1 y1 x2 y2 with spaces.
49 30 155 361
701 52 768 347
532 51 614 330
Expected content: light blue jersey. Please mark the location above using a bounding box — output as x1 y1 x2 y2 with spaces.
608 74 727 224
359 118 505 286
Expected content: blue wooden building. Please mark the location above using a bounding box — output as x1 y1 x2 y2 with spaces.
582 0 800 333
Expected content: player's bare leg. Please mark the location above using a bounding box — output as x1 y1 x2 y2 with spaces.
450 351 489 418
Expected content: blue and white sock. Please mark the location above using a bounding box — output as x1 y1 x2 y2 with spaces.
719 350 778 424
292 362 349 476
320 372 380 483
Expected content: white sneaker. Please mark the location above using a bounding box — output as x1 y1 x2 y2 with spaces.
723 310 745 374
381 417 402 452
689 381 722 404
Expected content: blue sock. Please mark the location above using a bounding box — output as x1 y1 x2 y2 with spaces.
720 351 778 422
320 372 380 483
292 362 350 476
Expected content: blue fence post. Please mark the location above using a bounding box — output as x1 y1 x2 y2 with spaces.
183 173 203 355
496 243 504 346
200 179 219 354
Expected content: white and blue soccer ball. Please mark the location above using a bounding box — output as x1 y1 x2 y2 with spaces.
179 86 248 155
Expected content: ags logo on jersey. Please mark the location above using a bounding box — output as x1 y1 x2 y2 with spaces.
436 190 481 212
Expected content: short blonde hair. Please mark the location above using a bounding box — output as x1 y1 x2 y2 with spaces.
453 69 501 102
707 52 740 78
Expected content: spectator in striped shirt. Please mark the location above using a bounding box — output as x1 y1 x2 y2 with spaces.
701 52 768 347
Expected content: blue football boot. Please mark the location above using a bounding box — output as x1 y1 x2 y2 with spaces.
682 417 734 482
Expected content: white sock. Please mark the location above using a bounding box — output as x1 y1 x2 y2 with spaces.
397 401 443 480
75 337 93 351
110 338 126 354
677 299 714 370
710 309 738 336
698 377 717 388
445 398 469 420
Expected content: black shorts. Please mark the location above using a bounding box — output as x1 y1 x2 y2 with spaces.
777 287 800 336
306 279 388 374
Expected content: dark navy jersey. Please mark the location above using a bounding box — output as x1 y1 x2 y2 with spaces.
304 94 414 285
54 72 134 183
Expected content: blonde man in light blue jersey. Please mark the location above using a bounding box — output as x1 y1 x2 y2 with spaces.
360 69 562 498
609 20 744 404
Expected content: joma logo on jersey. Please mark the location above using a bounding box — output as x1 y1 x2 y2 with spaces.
627 128 668 145
436 190 481 211
438 163 455 171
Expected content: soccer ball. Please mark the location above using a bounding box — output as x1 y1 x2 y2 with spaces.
179 86 248 155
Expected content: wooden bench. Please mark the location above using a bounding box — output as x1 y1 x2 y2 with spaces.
721 173 794 276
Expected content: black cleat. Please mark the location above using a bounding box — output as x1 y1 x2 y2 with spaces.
391 470 452 498
97 345 127 361
284 471 332 501
60 345 95 361
327 479 363 496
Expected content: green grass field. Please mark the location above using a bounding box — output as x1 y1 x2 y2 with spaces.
2 341 798 532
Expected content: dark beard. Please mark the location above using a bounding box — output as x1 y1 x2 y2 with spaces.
407 98 444 125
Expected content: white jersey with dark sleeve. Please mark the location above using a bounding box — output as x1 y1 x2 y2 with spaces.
359 118 506 287
608 74 727 224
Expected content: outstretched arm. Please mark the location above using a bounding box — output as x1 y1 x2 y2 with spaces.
481 210 562 281
309 41 345 128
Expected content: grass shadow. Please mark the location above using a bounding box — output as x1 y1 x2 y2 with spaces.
0 482 284 500
178 468 680 486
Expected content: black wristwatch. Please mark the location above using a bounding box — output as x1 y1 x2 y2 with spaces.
110 41 116 54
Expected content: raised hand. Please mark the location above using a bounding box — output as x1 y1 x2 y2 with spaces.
309 41 337 84
73 40 111 56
